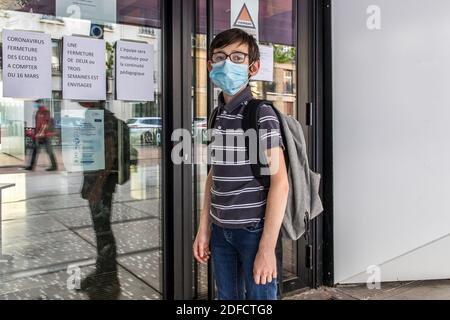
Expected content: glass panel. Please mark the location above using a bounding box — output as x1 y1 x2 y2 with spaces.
0 2 163 300
212 0 298 283
193 0 299 294
193 0 209 300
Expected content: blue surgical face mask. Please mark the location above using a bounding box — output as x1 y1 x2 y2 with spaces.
209 60 250 96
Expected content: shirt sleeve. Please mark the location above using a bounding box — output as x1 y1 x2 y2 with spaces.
257 104 285 152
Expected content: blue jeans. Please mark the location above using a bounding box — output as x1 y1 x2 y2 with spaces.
210 222 278 300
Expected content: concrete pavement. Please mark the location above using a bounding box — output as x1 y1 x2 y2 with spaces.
286 280 450 300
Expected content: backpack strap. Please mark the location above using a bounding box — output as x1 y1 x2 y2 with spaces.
207 107 220 131
242 99 273 183
206 107 220 147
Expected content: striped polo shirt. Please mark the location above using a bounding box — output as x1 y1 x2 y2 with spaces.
210 86 285 229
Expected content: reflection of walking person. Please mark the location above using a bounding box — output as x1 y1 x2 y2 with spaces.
76 101 130 300
25 102 58 171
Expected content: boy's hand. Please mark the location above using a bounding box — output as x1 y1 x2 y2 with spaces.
193 226 211 264
253 248 277 285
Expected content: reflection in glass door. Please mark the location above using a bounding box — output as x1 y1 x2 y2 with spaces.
0 1 164 300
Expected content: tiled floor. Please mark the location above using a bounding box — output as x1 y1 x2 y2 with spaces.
118 251 162 293
0 265 161 300
76 219 161 255
286 280 450 300
0 165 164 300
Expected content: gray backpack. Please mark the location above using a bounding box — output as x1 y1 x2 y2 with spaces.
208 99 324 240
241 100 324 240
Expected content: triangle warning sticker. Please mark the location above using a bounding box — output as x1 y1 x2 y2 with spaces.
233 3 256 30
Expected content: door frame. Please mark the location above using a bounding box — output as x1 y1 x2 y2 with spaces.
161 0 196 300
317 0 334 287
285 0 333 292
282 0 316 293
201 0 321 296
161 0 331 299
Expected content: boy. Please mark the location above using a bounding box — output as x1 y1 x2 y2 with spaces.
193 28 289 300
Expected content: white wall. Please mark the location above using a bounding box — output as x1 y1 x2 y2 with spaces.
333 0 450 284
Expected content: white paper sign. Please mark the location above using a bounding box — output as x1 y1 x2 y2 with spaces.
2 30 52 99
252 45 274 82
56 0 117 23
116 40 154 102
61 109 105 172
231 0 259 41
62 36 106 100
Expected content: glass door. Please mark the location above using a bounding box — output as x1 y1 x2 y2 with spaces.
192 0 313 298
0 0 164 300
192 0 210 300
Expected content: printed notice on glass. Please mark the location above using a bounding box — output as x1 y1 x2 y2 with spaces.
116 40 154 102
2 30 52 99
252 45 274 82
61 109 105 172
62 36 106 100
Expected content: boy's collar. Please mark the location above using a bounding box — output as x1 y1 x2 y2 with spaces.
218 86 253 113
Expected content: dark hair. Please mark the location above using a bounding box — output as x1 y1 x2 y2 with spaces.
209 28 260 64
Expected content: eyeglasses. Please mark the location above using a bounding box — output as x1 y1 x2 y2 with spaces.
211 51 249 64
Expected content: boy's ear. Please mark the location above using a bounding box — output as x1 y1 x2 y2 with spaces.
249 60 261 77
207 60 213 72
